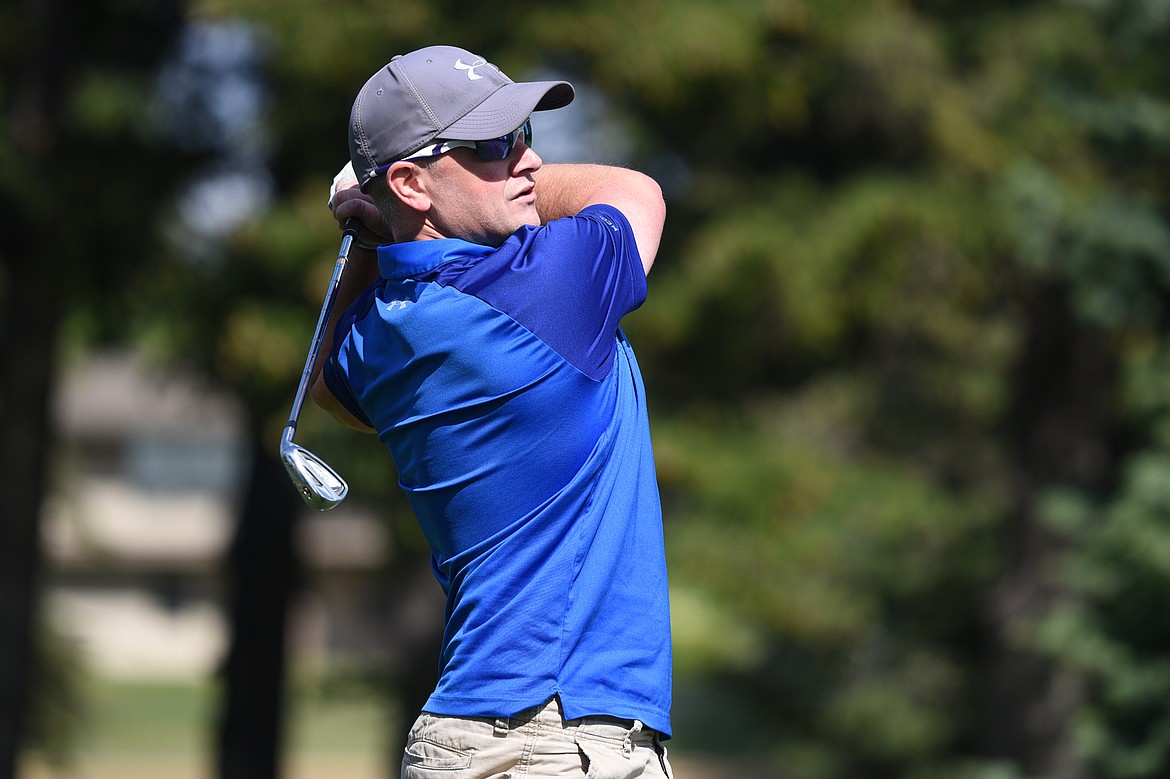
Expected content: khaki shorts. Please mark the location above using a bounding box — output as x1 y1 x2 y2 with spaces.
401 696 673 779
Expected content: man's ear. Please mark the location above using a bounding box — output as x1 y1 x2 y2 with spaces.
387 161 432 213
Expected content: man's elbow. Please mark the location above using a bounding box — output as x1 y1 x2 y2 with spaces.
311 374 375 433
631 175 666 274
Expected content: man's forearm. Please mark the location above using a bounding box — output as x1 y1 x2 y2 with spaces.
311 244 381 375
533 163 666 273
308 243 381 431
534 164 608 222
534 164 641 222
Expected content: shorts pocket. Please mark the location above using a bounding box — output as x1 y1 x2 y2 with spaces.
654 740 674 779
402 737 474 772
576 736 645 779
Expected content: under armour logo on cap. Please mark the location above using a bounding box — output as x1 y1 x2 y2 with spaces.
454 58 486 81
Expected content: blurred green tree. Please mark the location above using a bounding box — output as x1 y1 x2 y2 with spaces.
516 0 1170 776
7 0 1169 777
0 0 192 772
177 0 1170 775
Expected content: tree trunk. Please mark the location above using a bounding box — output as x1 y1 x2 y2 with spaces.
980 282 1113 778
0 0 65 774
0 248 59 779
215 431 304 779
381 553 444 779
981 515 1087 779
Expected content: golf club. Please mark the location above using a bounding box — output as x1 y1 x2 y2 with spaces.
280 216 361 510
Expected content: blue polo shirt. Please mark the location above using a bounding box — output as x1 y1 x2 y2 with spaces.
322 205 672 736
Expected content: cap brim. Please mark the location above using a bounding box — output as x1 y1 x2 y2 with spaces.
442 80 574 141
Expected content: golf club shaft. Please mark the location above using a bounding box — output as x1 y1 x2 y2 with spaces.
285 217 362 438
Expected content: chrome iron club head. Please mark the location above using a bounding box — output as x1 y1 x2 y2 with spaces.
280 425 348 510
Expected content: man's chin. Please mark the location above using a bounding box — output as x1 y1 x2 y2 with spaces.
519 207 541 229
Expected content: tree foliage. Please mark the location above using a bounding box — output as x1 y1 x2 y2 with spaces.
0 0 190 770
172 0 1170 775
6 0 1170 776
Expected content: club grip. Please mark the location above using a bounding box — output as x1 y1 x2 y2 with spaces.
342 217 361 238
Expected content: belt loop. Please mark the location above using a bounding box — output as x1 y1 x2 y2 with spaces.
623 720 643 756
493 717 509 737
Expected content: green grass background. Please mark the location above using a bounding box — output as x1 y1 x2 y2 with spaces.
23 678 389 779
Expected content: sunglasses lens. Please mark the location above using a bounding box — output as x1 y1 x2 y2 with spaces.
474 120 532 160
475 136 513 159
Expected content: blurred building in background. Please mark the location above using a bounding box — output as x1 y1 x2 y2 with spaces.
43 351 390 682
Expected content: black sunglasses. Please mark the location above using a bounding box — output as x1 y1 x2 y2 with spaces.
374 119 533 176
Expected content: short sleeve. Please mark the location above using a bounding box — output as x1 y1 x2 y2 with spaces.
430 204 647 380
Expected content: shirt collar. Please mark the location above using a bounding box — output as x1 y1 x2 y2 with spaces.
377 238 495 279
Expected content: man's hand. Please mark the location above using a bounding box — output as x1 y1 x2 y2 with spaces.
328 162 391 247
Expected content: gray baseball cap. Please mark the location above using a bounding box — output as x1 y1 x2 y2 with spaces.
349 45 575 190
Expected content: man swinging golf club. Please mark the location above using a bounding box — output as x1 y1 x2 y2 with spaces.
312 45 673 778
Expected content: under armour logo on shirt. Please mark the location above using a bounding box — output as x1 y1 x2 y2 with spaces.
454 58 487 81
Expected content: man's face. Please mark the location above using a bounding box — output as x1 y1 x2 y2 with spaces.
421 138 543 247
